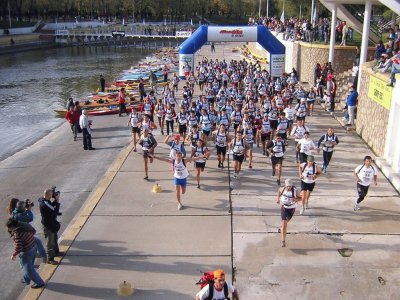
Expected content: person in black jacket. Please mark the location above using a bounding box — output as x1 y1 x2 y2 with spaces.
38 189 63 265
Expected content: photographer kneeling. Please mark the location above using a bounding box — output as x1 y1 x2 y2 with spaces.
38 188 63 265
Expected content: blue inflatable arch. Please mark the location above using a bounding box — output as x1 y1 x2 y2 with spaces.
178 25 285 78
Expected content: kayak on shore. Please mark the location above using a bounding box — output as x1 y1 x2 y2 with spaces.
55 102 144 118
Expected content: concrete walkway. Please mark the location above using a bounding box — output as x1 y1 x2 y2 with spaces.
20 43 400 300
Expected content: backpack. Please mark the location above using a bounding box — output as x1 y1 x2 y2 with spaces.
302 162 316 174
170 143 186 157
196 271 230 300
280 186 295 198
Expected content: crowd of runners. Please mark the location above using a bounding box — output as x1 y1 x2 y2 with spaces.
127 56 378 247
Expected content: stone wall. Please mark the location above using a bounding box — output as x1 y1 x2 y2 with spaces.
355 64 391 157
292 42 375 83
248 41 374 83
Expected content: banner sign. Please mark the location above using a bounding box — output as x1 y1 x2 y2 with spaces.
55 30 69 35
178 54 194 78
367 75 392 110
112 30 125 37
208 27 257 42
270 54 285 77
176 31 192 38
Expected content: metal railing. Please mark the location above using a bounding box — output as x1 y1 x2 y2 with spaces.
344 4 383 41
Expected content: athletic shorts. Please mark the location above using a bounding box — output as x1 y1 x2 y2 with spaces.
233 123 240 130
247 143 253 149
261 133 271 142
131 127 140 134
271 156 283 166
216 145 227 155
301 181 315 192
178 124 187 134
143 149 153 159
281 206 295 221
174 177 187 187
202 129 211 136
277 132 287 140
287 120 294 127
269 120 278 130
296 116 305 122
307 100 315 104
233 154 244 164
195 162 206 169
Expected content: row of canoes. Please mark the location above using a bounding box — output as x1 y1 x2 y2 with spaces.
54 47 178 118
55 103 144 118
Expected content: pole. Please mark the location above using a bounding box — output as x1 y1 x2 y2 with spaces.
8 0 11 28
300 5 302 20
266 0 269 18
357 0 372 92
259 0 262 18
311 0 315 22
132 0 135 23
328 3 337 65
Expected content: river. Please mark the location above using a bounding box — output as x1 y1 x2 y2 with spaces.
0 46 152 161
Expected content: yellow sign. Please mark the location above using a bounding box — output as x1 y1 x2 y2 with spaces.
368 76 392 110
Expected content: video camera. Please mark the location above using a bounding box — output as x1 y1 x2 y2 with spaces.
25 198 34 208
51 186 60 199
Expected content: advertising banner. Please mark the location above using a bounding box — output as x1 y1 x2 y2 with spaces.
176 31 192 38
178 54 194 78
208 26 257 42
270 54 285 77
368 75 392 110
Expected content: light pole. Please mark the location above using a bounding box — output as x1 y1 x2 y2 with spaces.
8 0 11 28
266 0 269 18
259 0 262 18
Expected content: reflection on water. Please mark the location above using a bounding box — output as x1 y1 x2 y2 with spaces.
0 46 152 160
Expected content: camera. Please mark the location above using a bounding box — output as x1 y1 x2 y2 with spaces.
51 186 60 198
25 198 34 208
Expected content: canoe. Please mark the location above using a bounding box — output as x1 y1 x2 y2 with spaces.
55 103 144 118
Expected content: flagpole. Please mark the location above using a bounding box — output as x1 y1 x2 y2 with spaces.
311 0 315 21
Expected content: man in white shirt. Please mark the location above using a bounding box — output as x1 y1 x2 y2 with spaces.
353 156 378 211
79 110 95 150
196 269 239 300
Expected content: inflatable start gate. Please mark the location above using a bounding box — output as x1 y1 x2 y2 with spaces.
178 25 285 78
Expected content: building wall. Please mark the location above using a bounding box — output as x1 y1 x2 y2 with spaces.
356 64 391 157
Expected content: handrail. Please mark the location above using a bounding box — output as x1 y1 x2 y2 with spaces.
344 4 382 40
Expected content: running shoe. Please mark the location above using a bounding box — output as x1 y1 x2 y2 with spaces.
272 169 276 176
281 241 286 247
178 203 183 210
249 165 253 169
144 176 148 180
263 150 266 155
233 173 238 179
133 148 137 152
305 200 309 209
221 163 224 168
353 203 360 211
277 179 281 186
218 162 221 168
300 207 305 215
197 184 200 189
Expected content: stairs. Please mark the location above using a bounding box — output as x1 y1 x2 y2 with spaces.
319 68 356 130
319 0 380 43
335 68 355 110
